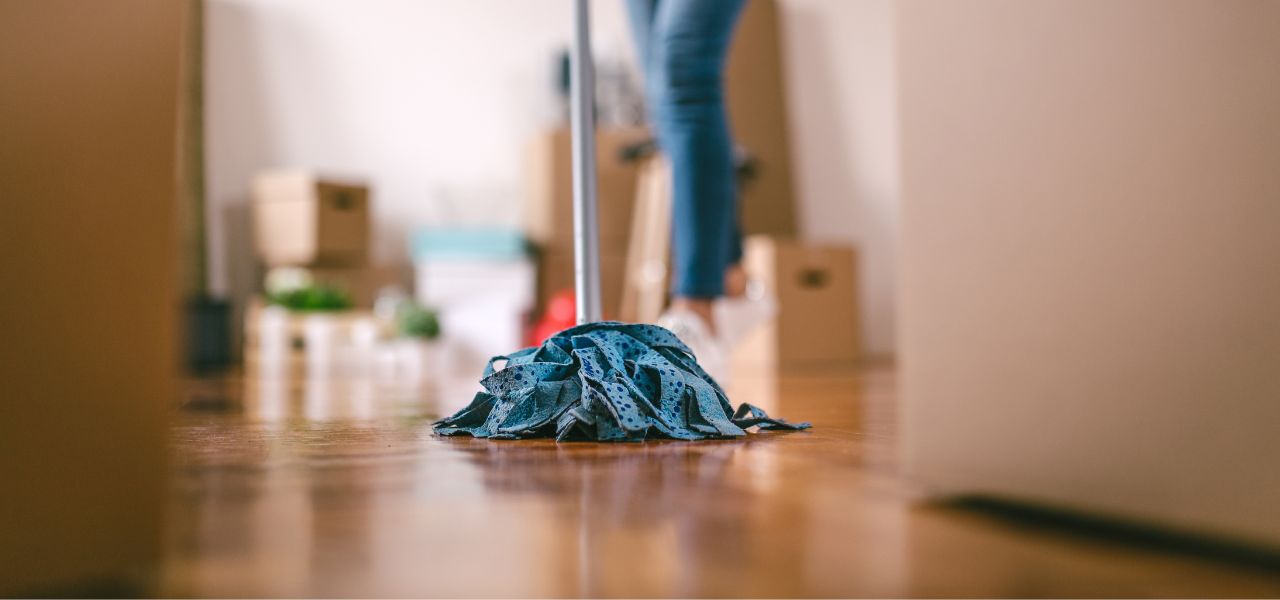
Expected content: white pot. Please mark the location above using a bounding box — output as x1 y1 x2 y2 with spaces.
256 306 291 369
303 314 342 378
395 338 445 383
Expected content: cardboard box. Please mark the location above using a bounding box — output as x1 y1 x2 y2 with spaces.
1 1 182 592
535 244 628 321
252 170 370 267
730 236 860 373
619 156 672 324
523 127 649 252
305 264 407 309
725 0 799 238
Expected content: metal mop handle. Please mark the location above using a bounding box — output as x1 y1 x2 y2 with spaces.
570 0 603 324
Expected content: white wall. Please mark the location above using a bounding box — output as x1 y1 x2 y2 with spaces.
777 0 897 357
206 0 899 357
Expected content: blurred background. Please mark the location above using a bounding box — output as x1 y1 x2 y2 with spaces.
203 0 884 381
3 0 1278 597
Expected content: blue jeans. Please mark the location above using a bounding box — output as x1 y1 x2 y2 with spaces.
625 0 747 299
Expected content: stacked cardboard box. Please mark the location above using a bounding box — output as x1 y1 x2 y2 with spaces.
252 170 370 267
248 170 395 370
730 236 861 373
252 170 400 308
299 265 405 308
523 127 649 319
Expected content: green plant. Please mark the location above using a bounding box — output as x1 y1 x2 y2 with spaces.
265 285 353 312
397 302 441 340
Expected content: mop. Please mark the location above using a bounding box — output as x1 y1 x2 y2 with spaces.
432 0 810 441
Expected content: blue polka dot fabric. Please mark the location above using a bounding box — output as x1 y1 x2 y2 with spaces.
432 321 812 441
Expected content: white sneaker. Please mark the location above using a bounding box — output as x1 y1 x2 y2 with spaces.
713 279 777 349
656 308 730 386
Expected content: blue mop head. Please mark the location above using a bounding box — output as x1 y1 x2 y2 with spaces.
433 321 811 441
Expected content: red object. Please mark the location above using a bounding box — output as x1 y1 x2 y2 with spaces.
530 289 577 346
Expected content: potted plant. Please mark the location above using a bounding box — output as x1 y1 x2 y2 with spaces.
257 268 355 375
393 301 444 381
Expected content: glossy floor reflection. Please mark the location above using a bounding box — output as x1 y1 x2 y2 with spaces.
163 367 1280 598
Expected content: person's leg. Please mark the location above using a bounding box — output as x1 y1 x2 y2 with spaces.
647 0 746 330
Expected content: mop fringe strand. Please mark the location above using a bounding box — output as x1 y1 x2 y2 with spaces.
433 321 811 442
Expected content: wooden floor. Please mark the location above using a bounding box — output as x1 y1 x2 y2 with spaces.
162 367 1280 598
